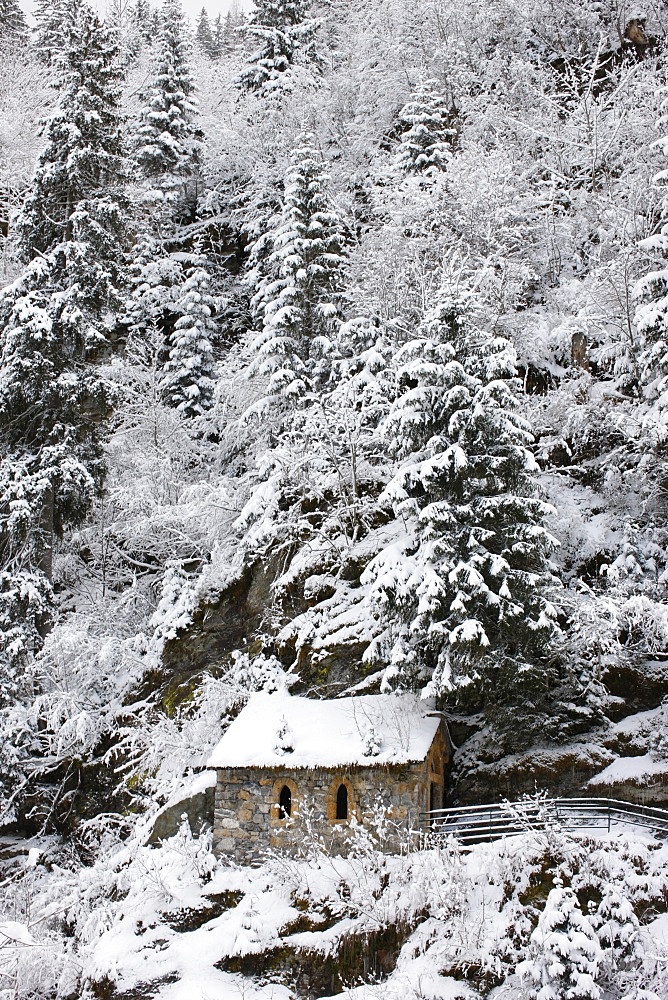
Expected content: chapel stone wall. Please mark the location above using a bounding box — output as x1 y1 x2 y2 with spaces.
212 723 449 863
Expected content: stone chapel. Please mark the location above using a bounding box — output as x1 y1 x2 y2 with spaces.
207 690 450 862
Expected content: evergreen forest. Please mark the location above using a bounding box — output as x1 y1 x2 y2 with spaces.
2 1 668 997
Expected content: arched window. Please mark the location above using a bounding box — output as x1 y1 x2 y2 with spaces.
335 783 348 821
278 784 292 819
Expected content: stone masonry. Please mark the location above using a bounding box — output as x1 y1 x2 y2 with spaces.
213 723 449 862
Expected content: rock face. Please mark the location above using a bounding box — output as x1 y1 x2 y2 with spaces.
220 923 412 998
212 726 449 862
147 772 216 845
453 742 616 805
602 660 668 718
161 557 282 679
585 754 668 808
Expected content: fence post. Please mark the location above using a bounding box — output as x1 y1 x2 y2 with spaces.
607 800 611 833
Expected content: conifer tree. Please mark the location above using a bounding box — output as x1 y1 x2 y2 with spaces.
235 0 319 97
195 6 214 56
131 0 154 43
161 268 217 418
0 0 27 38
518 887 602 1000
0 262 106 554
0 4 129 588
33 0 72 65
221 10 232 52
0 570 53 707
19 4 127 261
394 78 455 176
211 12 224 56
595 889 642 978
249 134 347 400
364 264 558 702
134 0 201 214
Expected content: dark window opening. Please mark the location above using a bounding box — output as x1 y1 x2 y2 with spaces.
279 784 292 819
430 781 438 813
336 783 348 821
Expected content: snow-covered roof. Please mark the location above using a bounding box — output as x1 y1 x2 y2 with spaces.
207 691 443 770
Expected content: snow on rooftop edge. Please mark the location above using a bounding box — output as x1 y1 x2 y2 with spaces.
207 691 443 770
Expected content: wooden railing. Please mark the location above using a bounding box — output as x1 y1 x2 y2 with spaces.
421 797 668 845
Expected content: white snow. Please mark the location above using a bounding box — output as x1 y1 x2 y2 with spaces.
587 754 668 787
0 922 35 946
165 769 217 803
644 911 668 949
207 691 442 769
322 971 478 1000
612 707 662 735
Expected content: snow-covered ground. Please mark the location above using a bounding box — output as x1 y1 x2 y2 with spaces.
1 817 667 998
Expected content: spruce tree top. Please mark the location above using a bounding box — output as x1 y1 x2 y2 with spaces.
395 78 455 176
0 0 27 39
196 6 215 56
134 0 199 182
33 0 72 64
248 0 311 30
236 0 318 95
250 134 347 398
161 267 217 418
18 4 126 260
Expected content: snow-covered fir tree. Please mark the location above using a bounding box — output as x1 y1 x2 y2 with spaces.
364 264 558 708
249 134 347 402
0 3 129 627
235 0 319 97
211 12 223 56
32 0 73 65
18 3 127 260
130 0 155 45
594 888 643 983
0 569 52 707
394 78 455 176
133 0 201 218
0 275 118 568
0 0 26 37
518 885 602 1000
195 6 214 57
161 267 217 418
